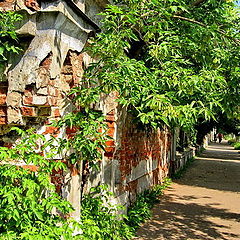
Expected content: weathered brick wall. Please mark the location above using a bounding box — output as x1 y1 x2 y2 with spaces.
0 0 176 217
111 112 172 205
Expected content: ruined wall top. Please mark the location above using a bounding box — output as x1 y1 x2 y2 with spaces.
0 0 109 129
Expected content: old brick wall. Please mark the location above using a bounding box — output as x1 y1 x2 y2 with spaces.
0 0 176 217
114 112 172 204
94 106 173 207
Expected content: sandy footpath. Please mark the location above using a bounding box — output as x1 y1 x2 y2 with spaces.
135 140 240 240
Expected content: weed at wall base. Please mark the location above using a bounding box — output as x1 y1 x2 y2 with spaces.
76 179 172 239
126 178 172 231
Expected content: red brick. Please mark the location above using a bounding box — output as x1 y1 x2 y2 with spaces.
25 0 40 10
43 126 60 136
106 121 114 128
0 106 7 116
40 55 52 69
106 115 115 122
107 127 115 137
105 146 115 153
48 80 56 86
105 140 115 147
0 2 14 9
0 95 6 105
47 96 57 106
0 87 7 95
61 65 73 75
22 165 39 172
104 152 114 158
66 126 78 134
21 106 37 117
48 86 59 97
23 95 33 105
0 116 7 125
3 143 12 148
69 164 79 176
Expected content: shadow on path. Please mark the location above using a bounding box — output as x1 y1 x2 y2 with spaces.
176 141 240 193
136 141 240 240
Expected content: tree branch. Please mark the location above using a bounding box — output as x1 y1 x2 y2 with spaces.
172 15 240 45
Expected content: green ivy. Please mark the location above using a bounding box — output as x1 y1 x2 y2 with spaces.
233 142 240 150
54 109 108 170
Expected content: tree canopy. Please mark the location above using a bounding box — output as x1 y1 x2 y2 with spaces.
77 0 240 132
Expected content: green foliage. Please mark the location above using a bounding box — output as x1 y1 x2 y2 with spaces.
78 0 240 131
55 109 108 169
75 180 172 239
75 185 134 240
228 138 237 145
0 128 74 240
233 142 240 150
0 11 22 63
126 178 172 230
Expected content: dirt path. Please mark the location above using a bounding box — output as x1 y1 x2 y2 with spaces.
135 140 240 240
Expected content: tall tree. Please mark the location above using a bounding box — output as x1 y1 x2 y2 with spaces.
77 0 240 132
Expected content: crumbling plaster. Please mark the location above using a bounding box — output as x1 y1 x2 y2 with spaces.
8 1 96 93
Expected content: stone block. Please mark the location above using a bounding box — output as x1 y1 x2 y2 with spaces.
7 107 22 124
32 96 48 106
137 174 152 194
36 68 49 89
127 159 158 182
37 87 48 95
6 92 22 107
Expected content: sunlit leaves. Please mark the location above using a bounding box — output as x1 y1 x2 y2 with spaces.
84 0 240 131
0 11 22 63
